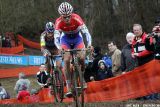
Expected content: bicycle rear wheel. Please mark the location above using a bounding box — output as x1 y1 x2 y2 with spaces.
51 69 64 102
72 65 85 107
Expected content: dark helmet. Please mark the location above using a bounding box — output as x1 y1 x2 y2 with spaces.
45 22 54 33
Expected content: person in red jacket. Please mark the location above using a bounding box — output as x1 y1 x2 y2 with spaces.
131 24 154 66
17 85 30 101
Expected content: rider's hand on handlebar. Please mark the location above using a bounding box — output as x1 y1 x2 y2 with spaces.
43 49 51 57
87 45 94 52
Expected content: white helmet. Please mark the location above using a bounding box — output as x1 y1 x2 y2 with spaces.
58 2 73 16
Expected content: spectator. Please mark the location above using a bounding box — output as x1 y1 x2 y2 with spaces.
132 24 154 66
101 53 112 69
91 46 104 81
2 35 6 47
17 85 30 101
36 64 49 88
84 59 93 82
14 72 30 94
108 41 122 76
145 17 160 59
84 47 94 82
0 83 10 100
97 60 113 80
121 32 137 73
144 18 160 100
132 24 156 100
0 34 2 47
2 35 12 48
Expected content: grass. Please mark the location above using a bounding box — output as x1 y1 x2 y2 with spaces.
0 76 40 98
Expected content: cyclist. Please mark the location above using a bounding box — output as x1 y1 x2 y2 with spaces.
40 22 62 74
54 2 92 97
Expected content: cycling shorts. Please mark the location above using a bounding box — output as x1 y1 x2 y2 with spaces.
60 32 85 50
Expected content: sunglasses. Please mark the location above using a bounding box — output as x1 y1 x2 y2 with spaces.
63 15 71 20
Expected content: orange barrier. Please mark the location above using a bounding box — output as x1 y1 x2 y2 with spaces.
0 98 17 104
0 33 40 54
85 59 160 102
0 66 39 78
18 35 40 49
0 60 160 104
0 42 24 54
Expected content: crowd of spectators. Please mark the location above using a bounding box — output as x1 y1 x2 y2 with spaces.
83 17 160 100
84 17 160 80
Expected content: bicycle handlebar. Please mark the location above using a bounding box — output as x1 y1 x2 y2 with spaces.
62 48 90 53
48 55 62 58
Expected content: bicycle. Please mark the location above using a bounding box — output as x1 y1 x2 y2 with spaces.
46 55 64 103
62 48 88 107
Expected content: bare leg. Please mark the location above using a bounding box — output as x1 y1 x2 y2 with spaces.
63 52 71 92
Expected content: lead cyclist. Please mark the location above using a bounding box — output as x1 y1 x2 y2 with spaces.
54 2 92 97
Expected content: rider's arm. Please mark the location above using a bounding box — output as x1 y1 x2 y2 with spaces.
40 33 46 51
80 24 92 47
54 30 61 50
40 33 51 56
73 14 92 47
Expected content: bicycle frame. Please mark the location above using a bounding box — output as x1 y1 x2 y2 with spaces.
63 49 86 107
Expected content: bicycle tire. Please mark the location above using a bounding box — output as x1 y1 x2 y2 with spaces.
72 65 85 107
50 69 64 103
54 69 64 102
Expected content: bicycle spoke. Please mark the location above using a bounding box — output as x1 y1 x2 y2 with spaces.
54 70 64 102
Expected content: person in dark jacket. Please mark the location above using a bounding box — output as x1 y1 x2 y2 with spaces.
145 17 160 59
121 32 137 73
91 46 104 81
97 60 113 80
36 64 49 88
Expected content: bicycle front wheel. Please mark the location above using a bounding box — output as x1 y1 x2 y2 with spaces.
72 65 85 107
51 69 64 103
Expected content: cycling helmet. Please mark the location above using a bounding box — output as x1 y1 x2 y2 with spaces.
45 22 54 33
58 2 73 16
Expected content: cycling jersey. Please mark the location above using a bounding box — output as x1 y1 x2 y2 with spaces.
54 13 92 49
40 31 57 49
